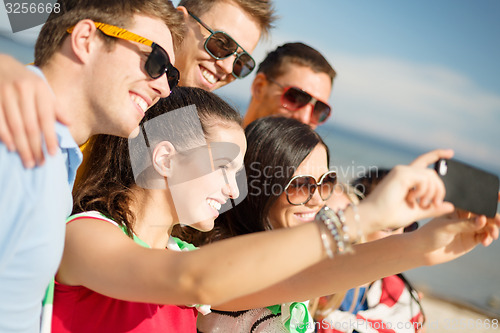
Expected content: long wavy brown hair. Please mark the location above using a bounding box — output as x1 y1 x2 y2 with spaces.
181 116 330 246
72 87 242 237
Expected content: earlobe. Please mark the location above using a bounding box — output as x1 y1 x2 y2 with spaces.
153 141 176 177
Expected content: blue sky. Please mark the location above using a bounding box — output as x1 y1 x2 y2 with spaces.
217 0 500 175
1 0 499 173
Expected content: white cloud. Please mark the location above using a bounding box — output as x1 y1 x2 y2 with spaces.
218 37 500 171
326 53 500 171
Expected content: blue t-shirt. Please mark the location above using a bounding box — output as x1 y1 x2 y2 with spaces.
0 67 82 332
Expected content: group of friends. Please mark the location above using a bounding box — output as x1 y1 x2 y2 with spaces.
0 0 499 332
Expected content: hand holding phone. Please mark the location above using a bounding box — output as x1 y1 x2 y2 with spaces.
434 159 499 217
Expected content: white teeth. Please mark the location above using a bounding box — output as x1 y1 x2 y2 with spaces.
131 94 148 112
207 199 222 211
296 212 316 219
202 68 217 84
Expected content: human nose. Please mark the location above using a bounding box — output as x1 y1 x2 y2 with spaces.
215 56 235 76
222 181 240 199
149 73 171 98
306 185 323 206
292 105 314 126
222 170 241 199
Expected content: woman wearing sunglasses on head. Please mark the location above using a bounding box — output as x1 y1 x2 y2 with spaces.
194 116 499 333
51 90 498 332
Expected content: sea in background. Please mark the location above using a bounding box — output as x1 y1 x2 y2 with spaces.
2 31 500 318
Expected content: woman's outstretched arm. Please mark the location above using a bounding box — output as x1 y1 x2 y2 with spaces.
215 211 499 310
57 151 456 307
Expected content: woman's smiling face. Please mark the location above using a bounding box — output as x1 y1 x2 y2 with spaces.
168 123 247 231
267 144 330 229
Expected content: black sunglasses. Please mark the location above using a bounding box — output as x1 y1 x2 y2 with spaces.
68 22 180 89
285 171 337 205
404 221 419 233
384 221 419 234
267 78 332 125
188 12 256 79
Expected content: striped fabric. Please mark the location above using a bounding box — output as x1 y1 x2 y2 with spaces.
317 275 424 333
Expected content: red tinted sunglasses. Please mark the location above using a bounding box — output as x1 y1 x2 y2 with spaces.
268 78 332 125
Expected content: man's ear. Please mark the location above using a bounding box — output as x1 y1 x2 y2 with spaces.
152 141 176 177
177 6 189 20
67 19 101 64
251 72 268 101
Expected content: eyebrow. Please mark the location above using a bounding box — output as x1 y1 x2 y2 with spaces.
188 11 249 54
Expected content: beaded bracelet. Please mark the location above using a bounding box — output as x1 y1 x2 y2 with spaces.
348 203 363 243
335 208 354 254
316 219 335 259
315 204 361 256
315 206 337 258
315 206 350 256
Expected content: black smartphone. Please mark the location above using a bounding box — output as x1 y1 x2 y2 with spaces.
434 159 499 217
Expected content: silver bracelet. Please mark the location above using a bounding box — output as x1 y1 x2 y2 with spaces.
315 206 349 256
335 208 353 254
348 203 363 243
316 220 335 259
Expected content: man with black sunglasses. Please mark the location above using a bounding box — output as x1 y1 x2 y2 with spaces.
0 0 183 330
175 0 276 91
243 42 336 129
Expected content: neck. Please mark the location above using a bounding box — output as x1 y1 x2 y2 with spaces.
243 101 260 128
129 187 177 249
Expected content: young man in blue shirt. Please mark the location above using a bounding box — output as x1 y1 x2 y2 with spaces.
0 0 183 330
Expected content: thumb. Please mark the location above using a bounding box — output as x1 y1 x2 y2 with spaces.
434 202 455 216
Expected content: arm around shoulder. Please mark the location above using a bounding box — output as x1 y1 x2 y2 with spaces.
0 54 65 167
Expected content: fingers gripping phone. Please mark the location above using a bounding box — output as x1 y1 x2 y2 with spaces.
434 159 499 217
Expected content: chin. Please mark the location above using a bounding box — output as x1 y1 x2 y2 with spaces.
213 81 228 90
128 126 141 138
190 219 215 232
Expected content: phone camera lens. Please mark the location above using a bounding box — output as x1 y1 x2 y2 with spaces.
438 160 448 176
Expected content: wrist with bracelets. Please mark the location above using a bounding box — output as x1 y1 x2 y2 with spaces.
315 204 360 258
346 202 363 243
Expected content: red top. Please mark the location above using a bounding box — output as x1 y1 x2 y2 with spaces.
52 283 197 332
51 212 198 332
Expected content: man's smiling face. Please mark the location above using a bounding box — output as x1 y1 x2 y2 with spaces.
176 1 261 91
